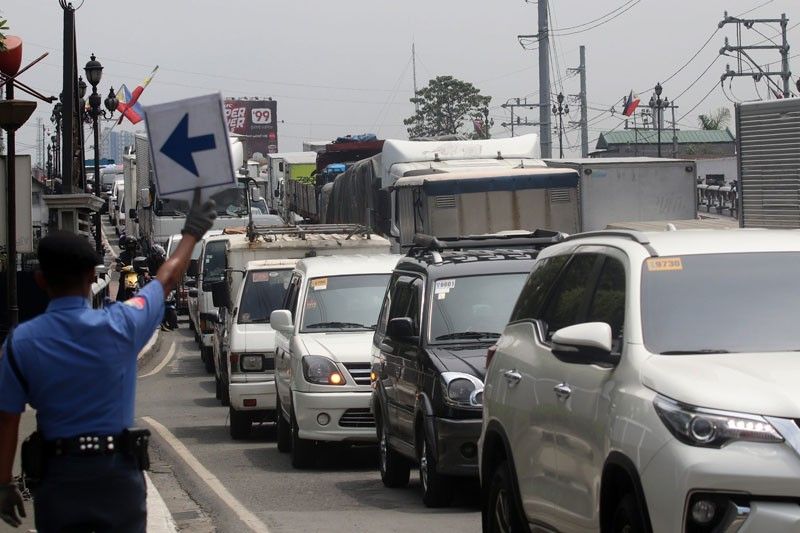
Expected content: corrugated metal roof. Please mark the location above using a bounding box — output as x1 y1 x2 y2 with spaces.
597 129 735 148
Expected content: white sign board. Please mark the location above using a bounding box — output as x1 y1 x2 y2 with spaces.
0 156 34 253
143 93 236 202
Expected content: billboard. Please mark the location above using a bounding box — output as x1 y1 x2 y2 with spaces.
224 98 278 157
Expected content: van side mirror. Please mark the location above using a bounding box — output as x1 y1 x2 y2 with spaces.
210 281 231 309
200 310 221 324
387 317 416 341
270 309 294 334
551 322 619 366
187 259 199 278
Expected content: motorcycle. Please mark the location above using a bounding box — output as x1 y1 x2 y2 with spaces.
164 291 179 330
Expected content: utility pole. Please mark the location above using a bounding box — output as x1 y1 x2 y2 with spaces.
501 97 539 137
538 0 552 157
568 45 588 157
62 2 76 193
719 12 792 98
412 42 419 113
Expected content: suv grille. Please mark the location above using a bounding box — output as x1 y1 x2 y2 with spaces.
343 363 371 386
339 408 375 428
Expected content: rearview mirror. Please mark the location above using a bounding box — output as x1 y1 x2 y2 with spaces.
551 322 618 366
187 259 199 278
210 281 231 310
387 317 417 341
270 309 294 334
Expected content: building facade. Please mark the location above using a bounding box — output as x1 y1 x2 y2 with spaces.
592 129 735 159
100 127 136 163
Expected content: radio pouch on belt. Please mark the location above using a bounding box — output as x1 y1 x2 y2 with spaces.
5 330 45 489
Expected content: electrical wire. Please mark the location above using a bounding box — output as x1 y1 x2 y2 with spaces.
551 0 642 37
549 0 638 33
673 55 721 102
677 81 720 123
661 29 719 86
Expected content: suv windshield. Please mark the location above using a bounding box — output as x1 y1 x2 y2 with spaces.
301 274 390 331
642 252 800 354
429 273 528 343
155 184 250 217
238 269 292 324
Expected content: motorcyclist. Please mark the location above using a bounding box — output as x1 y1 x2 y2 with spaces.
115 236 140 302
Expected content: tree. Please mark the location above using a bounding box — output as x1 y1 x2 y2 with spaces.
697 107 731 130
0 17 8 52
404 75 493 139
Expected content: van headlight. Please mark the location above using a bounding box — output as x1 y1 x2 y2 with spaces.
440 372 484 408
654 395 784 448
302 356 345 386
240 354 265 372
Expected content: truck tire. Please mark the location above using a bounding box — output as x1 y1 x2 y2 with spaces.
229 407 252 440
418 427 453 508
378 414 410 488
215 376 221 400
290 402 315 469
189 319 196 332
220 375 230 407
276 395 291 453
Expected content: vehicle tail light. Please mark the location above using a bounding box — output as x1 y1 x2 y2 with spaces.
229 353 240 371
486 345 498 368
243 399 257 407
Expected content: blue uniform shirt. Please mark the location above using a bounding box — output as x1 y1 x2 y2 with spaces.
0 279 165 440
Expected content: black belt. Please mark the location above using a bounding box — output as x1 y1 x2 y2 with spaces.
44 432 138 457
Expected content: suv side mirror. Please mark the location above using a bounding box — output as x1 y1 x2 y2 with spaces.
270 309 294 334
209 281 231 309
551 322 619 366
187 259 199 278
387 317 416 341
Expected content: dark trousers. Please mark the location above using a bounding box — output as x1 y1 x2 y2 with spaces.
34 454 146 533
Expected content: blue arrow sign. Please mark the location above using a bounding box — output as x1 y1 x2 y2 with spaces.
160 113 217 176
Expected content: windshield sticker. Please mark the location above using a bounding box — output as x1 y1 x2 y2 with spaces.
305 299 318 310
646 257 683 272
311 278 328 291
240 312 251 322
434 279 456 295
251 272 270 283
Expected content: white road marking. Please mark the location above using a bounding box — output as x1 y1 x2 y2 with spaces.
139 341 176 378
141 416 271 533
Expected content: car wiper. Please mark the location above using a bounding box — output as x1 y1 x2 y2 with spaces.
305 321 372 329
659 349 732 355
435 332 501 341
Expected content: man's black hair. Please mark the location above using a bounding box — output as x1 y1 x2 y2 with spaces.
37 231 100 290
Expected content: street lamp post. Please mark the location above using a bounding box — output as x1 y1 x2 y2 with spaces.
648 82 670 158
83 54 118 256
552 92 569 159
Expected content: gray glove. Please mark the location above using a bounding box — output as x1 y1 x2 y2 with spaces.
182 188 217 240
0 483 25 528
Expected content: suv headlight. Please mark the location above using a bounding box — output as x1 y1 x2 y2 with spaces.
440 372 484 408
654 395 784 448
302 355 346 386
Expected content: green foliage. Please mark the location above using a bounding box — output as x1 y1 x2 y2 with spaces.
698 107 731 130
0 18 8 53
404 75 493 139
292 174 316 186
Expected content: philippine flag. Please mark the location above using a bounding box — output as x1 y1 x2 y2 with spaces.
116 66 159 125
622 90 640 117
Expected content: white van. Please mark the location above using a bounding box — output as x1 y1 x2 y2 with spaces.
271 254 400 468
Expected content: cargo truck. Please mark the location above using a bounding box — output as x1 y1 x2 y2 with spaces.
735 97 800 228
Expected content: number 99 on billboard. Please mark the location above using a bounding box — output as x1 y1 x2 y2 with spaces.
251 108 273 125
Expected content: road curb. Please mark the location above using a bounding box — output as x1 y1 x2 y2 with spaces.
146 473 179 533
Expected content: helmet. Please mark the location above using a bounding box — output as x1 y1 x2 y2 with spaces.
125 236 138 249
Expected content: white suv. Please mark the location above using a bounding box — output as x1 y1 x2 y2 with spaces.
271 254 400 469
480 229 800 533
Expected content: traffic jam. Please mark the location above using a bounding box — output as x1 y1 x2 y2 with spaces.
142 130 800 533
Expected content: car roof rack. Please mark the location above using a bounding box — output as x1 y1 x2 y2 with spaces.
247 223 371 243
408 230 566 258
562 230 658 256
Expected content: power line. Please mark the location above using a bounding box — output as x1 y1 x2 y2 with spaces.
677 81 719 123
551 0 642 37
549 0 638 33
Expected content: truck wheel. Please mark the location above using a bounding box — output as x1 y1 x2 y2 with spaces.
276 396 291 453
290 402 315 469
220 375 230 407
229 407 252 440
189 319 196 332
215 376 221 400
483 460 527 533
378 415 410 488
418 427 453 508
201 347 214 374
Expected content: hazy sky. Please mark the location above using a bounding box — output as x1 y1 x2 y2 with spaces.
3 0 798 161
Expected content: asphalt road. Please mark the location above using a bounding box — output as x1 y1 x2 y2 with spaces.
137 322 482 533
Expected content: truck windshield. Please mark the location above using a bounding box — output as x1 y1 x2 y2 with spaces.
642 252 800 354
154 184 250 217
301 274 391 331
238 270 292 324
429 273 528 343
